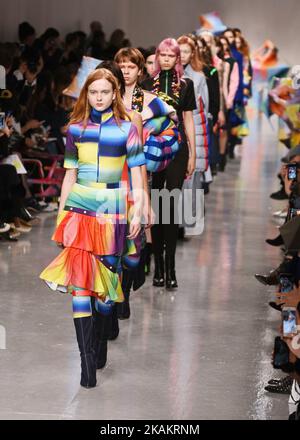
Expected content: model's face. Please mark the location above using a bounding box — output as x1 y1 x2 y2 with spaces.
158 48 177 71
220 38 229 53
202 33 212 47
87 78 115 111
197 40 203 51
179 44 192 66
145 54 155 76
224 31 235 45
118 59 140 86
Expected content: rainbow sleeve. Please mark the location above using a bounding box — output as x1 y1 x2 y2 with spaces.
126 123 146 168
64 128 79 169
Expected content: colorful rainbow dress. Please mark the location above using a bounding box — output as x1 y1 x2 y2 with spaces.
39 107 146 303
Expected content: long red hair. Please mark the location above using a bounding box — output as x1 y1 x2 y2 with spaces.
236 35 250 58
68 68 129 128
177 35 203 72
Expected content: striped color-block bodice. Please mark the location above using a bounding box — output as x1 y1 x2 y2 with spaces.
64 107 145 183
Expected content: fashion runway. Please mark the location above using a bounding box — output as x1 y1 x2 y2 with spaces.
0 114 289 420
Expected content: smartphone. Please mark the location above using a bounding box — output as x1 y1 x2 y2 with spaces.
280 275 294 293
287 163 297 180
282 307 298 337
0 112 5 129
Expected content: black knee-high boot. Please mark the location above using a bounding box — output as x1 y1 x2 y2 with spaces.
219 154 227 172
117 268 133 320
153 253 165 287
73 316 97 388
117 289 130 320
107 304 119 341
228 135 237 159
145 242 152 275
165 252 178 289
92 304 109 369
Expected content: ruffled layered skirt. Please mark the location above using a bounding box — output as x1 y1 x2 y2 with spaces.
39 181 139 303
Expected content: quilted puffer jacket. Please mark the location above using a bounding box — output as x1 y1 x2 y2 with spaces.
183 64 209 172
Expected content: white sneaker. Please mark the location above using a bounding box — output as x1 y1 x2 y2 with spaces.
0 223 11 233
273 210 288 218
43 202 58 212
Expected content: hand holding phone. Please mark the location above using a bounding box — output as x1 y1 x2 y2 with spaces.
282 307 298 338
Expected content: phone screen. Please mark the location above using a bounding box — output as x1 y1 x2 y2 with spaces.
282 308 297 336
280 276 294 293
288 166 297 180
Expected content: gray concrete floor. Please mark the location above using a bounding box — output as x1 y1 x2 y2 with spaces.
0 114 290 420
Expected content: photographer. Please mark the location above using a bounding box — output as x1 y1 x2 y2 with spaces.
0 116 39 240
271 305 300 418
255 147 300 287
16 47 44 107
0 123 12 234
254 148 300 402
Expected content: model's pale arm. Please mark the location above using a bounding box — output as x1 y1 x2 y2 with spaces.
58 169 77 215
183 110 196 177
128 166 144 239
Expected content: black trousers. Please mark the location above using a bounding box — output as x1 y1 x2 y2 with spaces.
0 164 25 222
151 143 189 257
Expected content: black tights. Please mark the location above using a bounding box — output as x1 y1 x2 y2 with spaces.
151 145 188 257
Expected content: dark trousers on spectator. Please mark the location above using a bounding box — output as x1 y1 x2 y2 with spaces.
0 164 25 222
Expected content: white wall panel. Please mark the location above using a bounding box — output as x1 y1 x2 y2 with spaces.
0 0 298 64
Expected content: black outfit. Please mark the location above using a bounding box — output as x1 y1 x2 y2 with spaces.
1 77 22 121
42 49 63 72
60 51 82 67
142 70 196 282
34 103 69 153
203 65 221 173
203 65 220 126
19 80 36 107
0 163 25 223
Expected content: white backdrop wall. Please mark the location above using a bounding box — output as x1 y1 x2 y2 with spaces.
0 0 299 64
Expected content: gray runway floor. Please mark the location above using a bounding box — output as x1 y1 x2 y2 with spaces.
0 115 289 419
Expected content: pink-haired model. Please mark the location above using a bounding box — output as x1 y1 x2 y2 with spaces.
142 38 196 289
152 38 184 81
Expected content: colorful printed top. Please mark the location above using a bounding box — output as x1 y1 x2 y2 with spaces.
64 107 146 182
141 96 180 172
